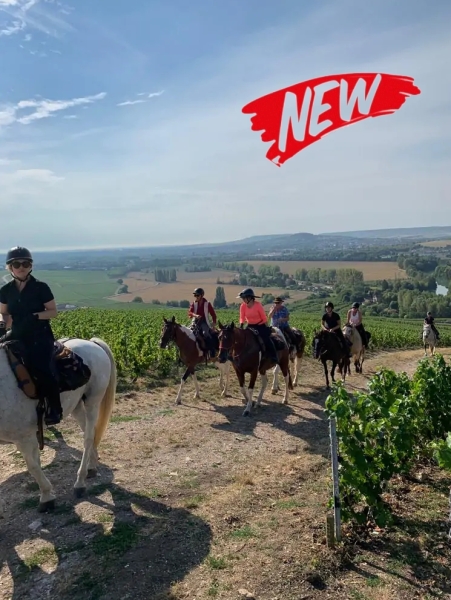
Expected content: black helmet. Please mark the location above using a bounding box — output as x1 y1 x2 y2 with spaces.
325 301 334 309
352 302 360 308
193 288 204 296
6 246 33 265
237 287 260 299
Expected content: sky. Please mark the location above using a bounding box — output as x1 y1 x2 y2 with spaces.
0 0 450 251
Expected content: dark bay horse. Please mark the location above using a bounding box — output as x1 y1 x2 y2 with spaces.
218 322 293 417
312 329 350 389
272 327 306 393
159 317 230 404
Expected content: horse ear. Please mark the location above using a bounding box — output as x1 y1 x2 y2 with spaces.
218 320 223 329
171 316 176 323
231 322 235 329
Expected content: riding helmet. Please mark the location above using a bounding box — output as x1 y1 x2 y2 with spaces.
352 302 360 308
325 301 334 309
237 287 260 299
193 288 204 296
6 246 33 265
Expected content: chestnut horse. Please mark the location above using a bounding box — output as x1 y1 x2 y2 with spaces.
159 316 230 405
218 322 293 417
271 327 306 393
312 329 350 389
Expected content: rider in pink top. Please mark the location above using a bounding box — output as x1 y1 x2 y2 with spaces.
237 288 278 363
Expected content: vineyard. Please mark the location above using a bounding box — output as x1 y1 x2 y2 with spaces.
51 307 451 378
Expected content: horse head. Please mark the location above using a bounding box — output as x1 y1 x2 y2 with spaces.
312 330 326 359
217 321 235 363
342 323 354 342
160 316 177 349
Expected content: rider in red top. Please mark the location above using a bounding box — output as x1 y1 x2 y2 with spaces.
188 288 217 357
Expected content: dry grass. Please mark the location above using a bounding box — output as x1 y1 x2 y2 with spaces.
239 260 407 281
1 349 450 599
421 239 451 247
109 268 311 304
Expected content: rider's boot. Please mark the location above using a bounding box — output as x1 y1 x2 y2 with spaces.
44 380 63 426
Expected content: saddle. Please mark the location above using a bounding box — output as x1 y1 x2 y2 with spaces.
247 327 287 352
2 339 91 400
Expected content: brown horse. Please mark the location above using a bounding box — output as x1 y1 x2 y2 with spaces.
159 316 230 405
271 327 306 393
312 329 350 389
217 322 293 417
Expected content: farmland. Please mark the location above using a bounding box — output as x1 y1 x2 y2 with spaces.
238 260 407 281
109 269 311 304
421 239 451 247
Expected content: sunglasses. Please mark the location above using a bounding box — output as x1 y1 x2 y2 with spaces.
11 260 32 269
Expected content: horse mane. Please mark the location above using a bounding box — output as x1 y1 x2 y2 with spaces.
179 324 197 342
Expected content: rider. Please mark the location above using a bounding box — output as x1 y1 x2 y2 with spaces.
268 297 295 348
0 246 62 425
188 287 217 357
424 311 440 340
321 301 352 357
346 302 368 348
237 288 279 364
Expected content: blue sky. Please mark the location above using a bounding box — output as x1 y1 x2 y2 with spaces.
0 0 450 251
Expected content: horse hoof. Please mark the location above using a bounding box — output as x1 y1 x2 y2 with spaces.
87 468 98 479
243 411 250 417
271 389 278 395
74 487 86 499
38 499 55 513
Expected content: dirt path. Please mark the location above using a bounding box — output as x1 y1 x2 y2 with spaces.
0 348 450 600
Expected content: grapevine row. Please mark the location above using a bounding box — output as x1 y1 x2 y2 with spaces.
51 307 451 379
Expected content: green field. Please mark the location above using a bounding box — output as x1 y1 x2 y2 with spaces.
51 307 451 379
22 270 119 307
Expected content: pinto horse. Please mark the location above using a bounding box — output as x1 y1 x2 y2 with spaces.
159 316 230 405
342 323 365 374
312 329 350 389
217 322 292 417
271 327 306 393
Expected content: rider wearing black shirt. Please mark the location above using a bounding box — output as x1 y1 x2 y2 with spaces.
424 312 440 340
322 301 351 356
0 247 62 425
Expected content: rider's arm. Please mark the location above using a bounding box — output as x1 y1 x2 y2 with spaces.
321 319 329 331
330 318 341 332
239 303 246 324
34 298 58 320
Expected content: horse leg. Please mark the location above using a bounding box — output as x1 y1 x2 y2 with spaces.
322 359 330 389
192 372 200 400
271 364 280 394
236 370 248 405
16 438 55 512
243 371 258 417
72 401 99 478
74 395 103 498
256 372 268 408
280 359 291 405
175 367 192 405
219 361 230 398
292 353 301 387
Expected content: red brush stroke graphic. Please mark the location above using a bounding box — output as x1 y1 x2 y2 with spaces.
242 73 421 166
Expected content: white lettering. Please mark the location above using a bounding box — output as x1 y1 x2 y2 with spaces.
278 88 312 152
309 80 339 137
339 73 382 121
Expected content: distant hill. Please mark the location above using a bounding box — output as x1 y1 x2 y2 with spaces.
322 226 451 239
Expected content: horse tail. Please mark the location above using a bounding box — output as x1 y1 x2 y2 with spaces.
90 337 117 449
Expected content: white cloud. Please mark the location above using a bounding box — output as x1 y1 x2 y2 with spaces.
0 92 106 128
147 91 164 98
0 0 72 40
117 99 146 106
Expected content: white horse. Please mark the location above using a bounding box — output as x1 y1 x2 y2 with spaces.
342 323 365 374
423 324 436 356
271 327 306 393
0 337 116 514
